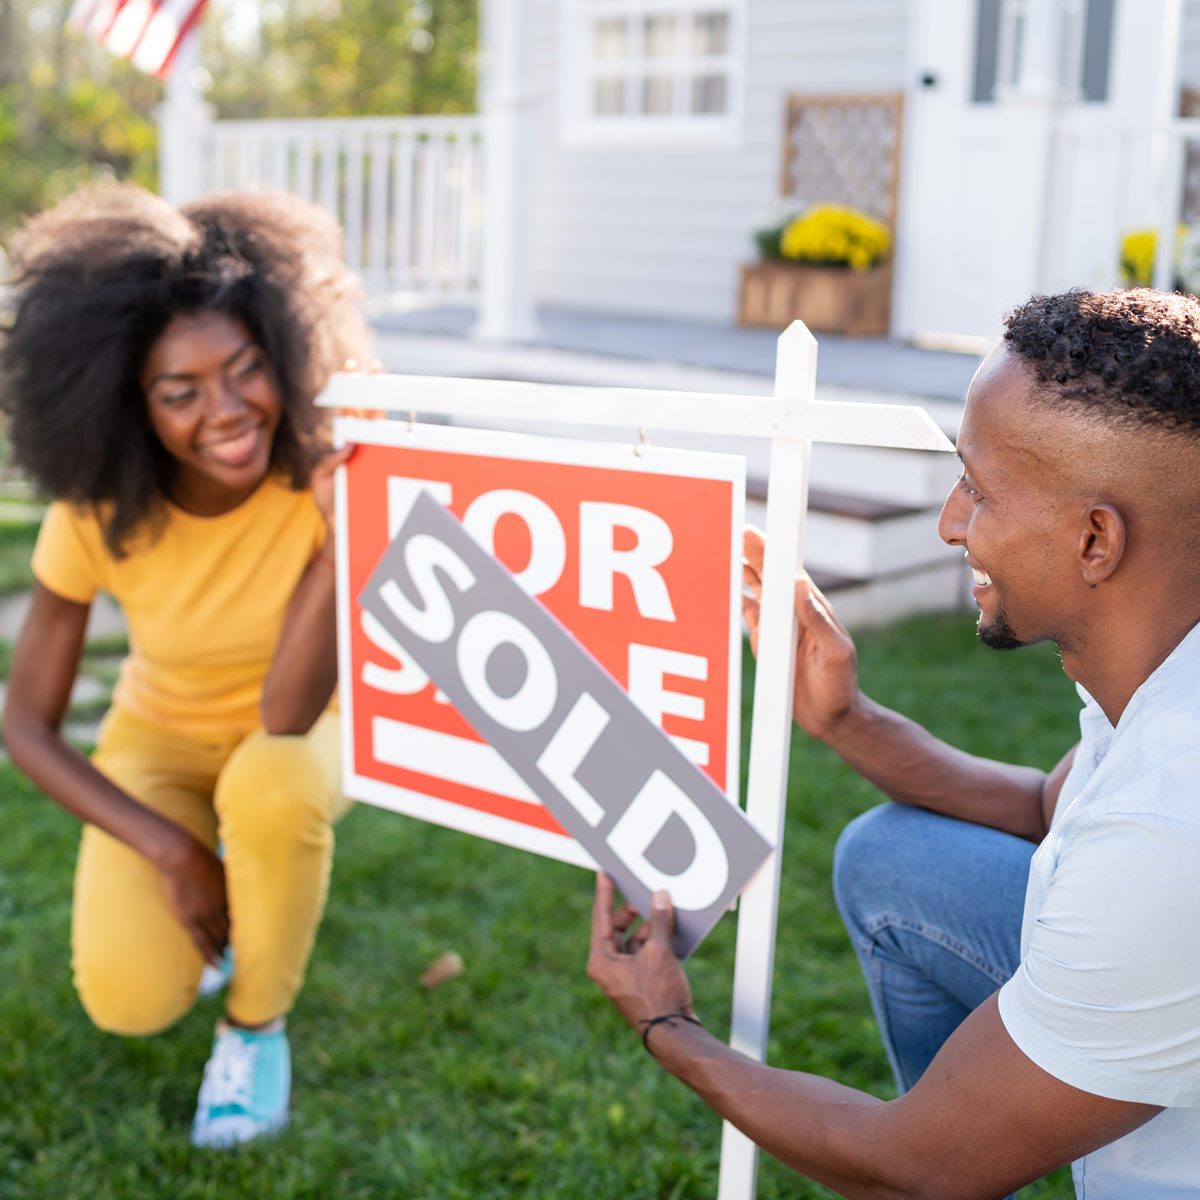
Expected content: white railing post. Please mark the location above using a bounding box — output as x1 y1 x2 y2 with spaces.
473 0 540 342
454 131 477 293
367 130 390 289
344 128 366 272
392 132 416 289
157 31 212 204
420 134 441 290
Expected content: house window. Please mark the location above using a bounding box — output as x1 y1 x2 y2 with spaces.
972 0 1115 104
562 1 744 145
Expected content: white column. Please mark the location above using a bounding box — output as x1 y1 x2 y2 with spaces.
473 0 541 343
156 31 213 204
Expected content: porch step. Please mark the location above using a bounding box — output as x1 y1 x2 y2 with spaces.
808 439 960 508
805 567 860 593
806 487 924 522
746 485 959 583
804 558 969 629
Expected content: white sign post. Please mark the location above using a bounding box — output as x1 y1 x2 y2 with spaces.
318 321 954 1199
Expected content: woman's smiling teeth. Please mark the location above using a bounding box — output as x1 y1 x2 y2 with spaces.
204 427 260 466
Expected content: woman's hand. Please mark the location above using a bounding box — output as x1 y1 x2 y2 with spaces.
261 407 379 732
156 833 229 966
741 525 861 741
312 363 385 529
309 444 355 529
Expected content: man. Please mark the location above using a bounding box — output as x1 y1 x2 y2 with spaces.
587 289 1200 1199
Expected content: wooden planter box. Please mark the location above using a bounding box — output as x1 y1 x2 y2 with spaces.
737 259 892 337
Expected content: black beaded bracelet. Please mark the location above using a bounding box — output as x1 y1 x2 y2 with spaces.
639 1011 702 1057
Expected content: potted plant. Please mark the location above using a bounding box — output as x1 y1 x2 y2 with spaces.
750 197 808 261
738 203 894 336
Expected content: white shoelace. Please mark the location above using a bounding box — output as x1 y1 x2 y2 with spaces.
202 1032 259 1110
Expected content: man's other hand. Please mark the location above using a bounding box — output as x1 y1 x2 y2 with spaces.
587 873 695 1030
742 525 861 741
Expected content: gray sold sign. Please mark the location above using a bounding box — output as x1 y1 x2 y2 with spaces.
360 491 773 958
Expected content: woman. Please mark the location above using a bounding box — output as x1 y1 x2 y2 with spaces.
0 183 367 1148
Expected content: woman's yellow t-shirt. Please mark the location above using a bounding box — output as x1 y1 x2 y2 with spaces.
32 477 327 738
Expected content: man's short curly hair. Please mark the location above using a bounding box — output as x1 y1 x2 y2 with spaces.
0 183 368 555
1003 288 1200 436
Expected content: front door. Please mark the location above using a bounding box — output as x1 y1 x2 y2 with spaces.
894 0 1007 344
895 0 1124 345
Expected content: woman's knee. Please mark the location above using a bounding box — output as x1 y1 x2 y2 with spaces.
74 959 194 1037
214 731 333 841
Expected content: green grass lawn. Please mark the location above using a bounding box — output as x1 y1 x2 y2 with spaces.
0 613 1079 1199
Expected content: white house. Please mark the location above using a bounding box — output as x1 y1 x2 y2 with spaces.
165 0 1200 345
515 0 1200 341
155 0 1200 624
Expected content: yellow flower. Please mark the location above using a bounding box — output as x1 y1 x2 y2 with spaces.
1118 226 1186 288
779 204 891 270
1120 229 1157 288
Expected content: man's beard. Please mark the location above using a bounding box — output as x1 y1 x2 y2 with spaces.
977 608 1024 651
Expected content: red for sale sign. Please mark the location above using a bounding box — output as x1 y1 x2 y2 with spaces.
334 419 745 867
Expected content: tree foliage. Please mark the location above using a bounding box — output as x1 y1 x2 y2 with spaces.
203 0 478 119
0 0 478 248
0 2 159 241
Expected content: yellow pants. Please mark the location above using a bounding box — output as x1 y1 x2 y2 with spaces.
73 706 350 1035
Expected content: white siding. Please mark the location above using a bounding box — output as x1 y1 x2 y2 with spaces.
527 0 912 321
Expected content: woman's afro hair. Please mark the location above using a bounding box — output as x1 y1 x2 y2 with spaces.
0 183 369 555
1004 288 1200 436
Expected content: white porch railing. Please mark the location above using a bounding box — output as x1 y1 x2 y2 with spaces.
199 115 485 300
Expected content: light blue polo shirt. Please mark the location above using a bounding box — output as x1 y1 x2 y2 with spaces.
999 621 1200 1198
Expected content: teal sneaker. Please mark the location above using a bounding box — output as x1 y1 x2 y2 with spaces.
190 1019 290 1148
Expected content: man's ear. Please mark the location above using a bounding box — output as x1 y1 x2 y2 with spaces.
1079 503 1125 586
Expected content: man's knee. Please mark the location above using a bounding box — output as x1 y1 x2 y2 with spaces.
831 803 904 921
214 731 332 844
832 802 953 926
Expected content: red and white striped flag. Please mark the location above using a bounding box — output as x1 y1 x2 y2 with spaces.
67 0 208 78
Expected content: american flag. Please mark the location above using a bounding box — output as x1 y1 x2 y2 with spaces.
67 0 209 78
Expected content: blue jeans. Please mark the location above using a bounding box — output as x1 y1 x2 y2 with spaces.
832 803 1036 1094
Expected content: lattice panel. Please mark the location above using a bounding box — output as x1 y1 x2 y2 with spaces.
779 93 904 230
